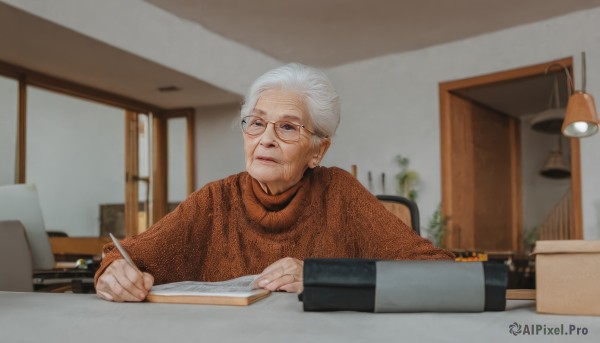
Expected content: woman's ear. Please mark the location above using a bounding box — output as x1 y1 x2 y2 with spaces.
309 138 331 168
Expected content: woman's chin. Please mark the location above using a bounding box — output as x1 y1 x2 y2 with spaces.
248 167 281 183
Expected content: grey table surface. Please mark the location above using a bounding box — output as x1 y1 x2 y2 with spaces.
0 291 599 343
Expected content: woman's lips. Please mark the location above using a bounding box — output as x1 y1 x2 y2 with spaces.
256 156 277 163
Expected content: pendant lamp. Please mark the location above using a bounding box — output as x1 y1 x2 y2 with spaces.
562 52 599 138
530 76 564 134
539 137 570 179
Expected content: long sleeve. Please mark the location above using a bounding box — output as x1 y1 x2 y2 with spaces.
332 168 454 260
94 186 214 286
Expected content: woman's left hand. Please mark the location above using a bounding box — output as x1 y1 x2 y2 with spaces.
255 257 304 293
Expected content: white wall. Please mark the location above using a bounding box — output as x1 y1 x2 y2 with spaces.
0 75 18 186
167 117 187 202
26 86 124 236
581 131 600 239
194 103 245 188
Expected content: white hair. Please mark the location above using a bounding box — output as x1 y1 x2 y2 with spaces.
240 63 340 143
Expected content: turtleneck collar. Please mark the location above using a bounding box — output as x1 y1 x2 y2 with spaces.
242 169 313 232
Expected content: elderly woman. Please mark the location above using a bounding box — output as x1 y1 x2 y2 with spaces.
95 63 453 302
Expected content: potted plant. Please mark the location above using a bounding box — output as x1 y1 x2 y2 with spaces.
522 226 539 253
427 204 449 248
395 155 420 201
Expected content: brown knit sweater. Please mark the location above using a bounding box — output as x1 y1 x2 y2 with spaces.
95 167 453 285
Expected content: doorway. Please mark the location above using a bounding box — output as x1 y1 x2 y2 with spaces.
439 57 583 253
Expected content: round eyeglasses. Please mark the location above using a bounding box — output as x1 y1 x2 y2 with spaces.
241 115 317 142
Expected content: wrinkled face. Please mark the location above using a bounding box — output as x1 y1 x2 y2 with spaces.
243 89 326 195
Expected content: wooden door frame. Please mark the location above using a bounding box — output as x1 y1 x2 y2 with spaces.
439 56 583 250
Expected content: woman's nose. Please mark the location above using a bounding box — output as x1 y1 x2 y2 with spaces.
259 122 278 145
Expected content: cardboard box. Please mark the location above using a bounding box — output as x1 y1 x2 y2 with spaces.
534 240 600 316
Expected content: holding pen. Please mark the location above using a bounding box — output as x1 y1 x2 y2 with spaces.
109 233 139 271
95 234 155 302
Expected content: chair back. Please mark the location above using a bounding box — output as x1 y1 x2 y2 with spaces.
376 195 420 235
0 220 34 291
0 184 55 269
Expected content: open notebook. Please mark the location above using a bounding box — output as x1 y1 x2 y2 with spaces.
146 275 270 306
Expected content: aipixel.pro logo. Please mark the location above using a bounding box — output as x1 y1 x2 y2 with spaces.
509 322 589 336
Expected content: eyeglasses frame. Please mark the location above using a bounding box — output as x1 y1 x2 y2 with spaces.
241 115 319 142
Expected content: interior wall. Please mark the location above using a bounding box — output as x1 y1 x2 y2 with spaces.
581 132 600 237
194 103 245 188
325 8 600 239
26 87 124 237
520 115 571 233
0 75 18 186
167 117 187 202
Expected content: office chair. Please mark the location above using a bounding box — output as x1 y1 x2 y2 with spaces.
0 184 95 292
0 221 34 292
376 195 420 235
46 231 68 237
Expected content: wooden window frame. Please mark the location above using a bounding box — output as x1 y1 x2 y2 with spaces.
151 108 196 225
0 59 196 236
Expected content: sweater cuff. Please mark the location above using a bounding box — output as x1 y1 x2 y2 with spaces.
93 243 118 287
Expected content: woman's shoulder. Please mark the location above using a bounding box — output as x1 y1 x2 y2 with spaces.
310 166 363 191
172 172 243 205
191 171 249 196
312 166 357 181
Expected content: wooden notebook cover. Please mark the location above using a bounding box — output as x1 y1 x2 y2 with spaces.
146 289 270 306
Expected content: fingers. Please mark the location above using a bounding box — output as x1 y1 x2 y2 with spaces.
142 272 154 291
262 274 303 293
96 289 114 301
96 259 153 302
278 280 303 293
256 257 304 293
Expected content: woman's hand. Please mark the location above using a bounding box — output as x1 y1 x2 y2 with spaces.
255 257 304 293
96 259 154 302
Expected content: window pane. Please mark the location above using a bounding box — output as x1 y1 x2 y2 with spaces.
0 75 18 186
27 86 124 237
168 117 187 205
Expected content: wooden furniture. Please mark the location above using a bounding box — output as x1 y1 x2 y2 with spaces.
49 236 111 259
376 195 420 234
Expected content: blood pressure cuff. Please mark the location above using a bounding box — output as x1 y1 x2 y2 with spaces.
300 259 507 312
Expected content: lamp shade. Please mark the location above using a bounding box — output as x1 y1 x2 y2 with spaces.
530 108 564 134
562 91 600 137
539 150 570 179
531 74 565 134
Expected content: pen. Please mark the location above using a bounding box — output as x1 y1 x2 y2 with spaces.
109 233 140 271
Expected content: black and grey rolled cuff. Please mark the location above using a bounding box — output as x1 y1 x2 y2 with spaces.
301 259 507 312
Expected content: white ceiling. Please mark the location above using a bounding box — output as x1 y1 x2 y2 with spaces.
0 2 241 110
147 0 600 67
1 0 599 110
